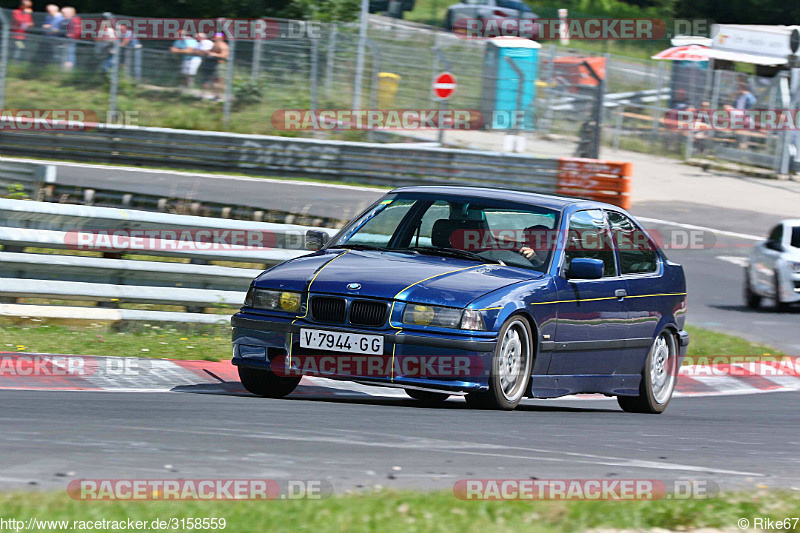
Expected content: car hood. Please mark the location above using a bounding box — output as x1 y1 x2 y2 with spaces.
254 249 540 307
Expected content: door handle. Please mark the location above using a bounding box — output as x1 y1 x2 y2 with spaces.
615 289 627 299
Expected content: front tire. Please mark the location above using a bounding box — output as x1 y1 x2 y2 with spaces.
238 366 300 398
774 272 790 312
465 316 533 410
618 331 677 414
744 268 761 309
405 389 450 404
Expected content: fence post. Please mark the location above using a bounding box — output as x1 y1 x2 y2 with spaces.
352 0 369 109
504 56 524 142
0 9 9 110
251 39 262 82
612 104 623 151
432 48 451 146
650 60 665 141
223 38 236 127
368 40 380 109
541 44 557 135
108 24 121 119
310 36 319 111
324 24 337 100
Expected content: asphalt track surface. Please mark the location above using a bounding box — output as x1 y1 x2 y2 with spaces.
2 161 799 493
2 388 799 492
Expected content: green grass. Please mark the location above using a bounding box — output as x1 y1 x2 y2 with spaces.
0 316 783 364
0 489 799 532
0 319 231 361
684 325 784 358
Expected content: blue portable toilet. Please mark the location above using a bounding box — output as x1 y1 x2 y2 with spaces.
480 37 541 130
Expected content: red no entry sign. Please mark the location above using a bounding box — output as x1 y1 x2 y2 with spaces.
433 72 456 100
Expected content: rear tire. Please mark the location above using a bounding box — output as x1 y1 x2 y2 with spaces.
618 331 677 414
744 268 761 309
466 315 533 411
405 389 450 404
238 366 300 398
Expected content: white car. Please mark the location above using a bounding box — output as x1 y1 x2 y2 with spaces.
745 219 800 311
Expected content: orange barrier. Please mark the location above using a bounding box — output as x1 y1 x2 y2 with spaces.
556 157 633 210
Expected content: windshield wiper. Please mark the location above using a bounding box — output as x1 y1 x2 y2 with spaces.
336 243 389 251
405 246 502 264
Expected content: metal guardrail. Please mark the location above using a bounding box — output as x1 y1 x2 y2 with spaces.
0 160 56 197
0 124 634 209
0 124 565 191
0 198 337 322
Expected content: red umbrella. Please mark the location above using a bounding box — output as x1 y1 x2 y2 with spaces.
651 44 709 61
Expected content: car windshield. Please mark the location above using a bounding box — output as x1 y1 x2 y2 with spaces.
792 226 800 249
329 193 560 272
496 0 533 12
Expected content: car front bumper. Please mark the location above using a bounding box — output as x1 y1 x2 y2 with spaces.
231 312 497 393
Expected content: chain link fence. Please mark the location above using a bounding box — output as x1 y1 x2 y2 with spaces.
1 8 794 170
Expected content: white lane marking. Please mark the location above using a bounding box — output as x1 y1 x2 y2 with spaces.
637 216 762 241
0 157 389 193
717 255 750 267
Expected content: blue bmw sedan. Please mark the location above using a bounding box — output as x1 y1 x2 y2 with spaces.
232 187 689 412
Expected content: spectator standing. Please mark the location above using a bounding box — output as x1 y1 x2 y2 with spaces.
59 6 81 71
96 21 117 74
33 4 63 66
733 84 756 110
11 0 34 62
170 31 201 88
116 23 141 79
196 32 216 99
208 33 230 102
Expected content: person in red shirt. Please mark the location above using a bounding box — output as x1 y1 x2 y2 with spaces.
11 0 34 61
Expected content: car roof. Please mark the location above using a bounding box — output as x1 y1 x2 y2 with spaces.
390 185 615 211
781 219 800 226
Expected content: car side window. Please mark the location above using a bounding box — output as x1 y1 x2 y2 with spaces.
412 201 452 247
607 211 659 275
564 209 617 277
768 224 783 243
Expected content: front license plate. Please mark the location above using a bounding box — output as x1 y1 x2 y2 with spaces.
299 329 384 355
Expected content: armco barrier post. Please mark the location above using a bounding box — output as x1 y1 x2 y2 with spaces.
556 157 633 210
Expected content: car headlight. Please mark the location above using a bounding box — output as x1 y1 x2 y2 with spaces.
460 309 486 331
402 304 486 331
245 288 303 313
790 261 800 272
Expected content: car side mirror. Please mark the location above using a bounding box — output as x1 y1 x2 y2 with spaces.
566 258 604 280
305 230 329 251
765 240 784 252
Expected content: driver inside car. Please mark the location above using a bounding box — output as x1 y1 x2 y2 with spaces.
518 225 551 265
